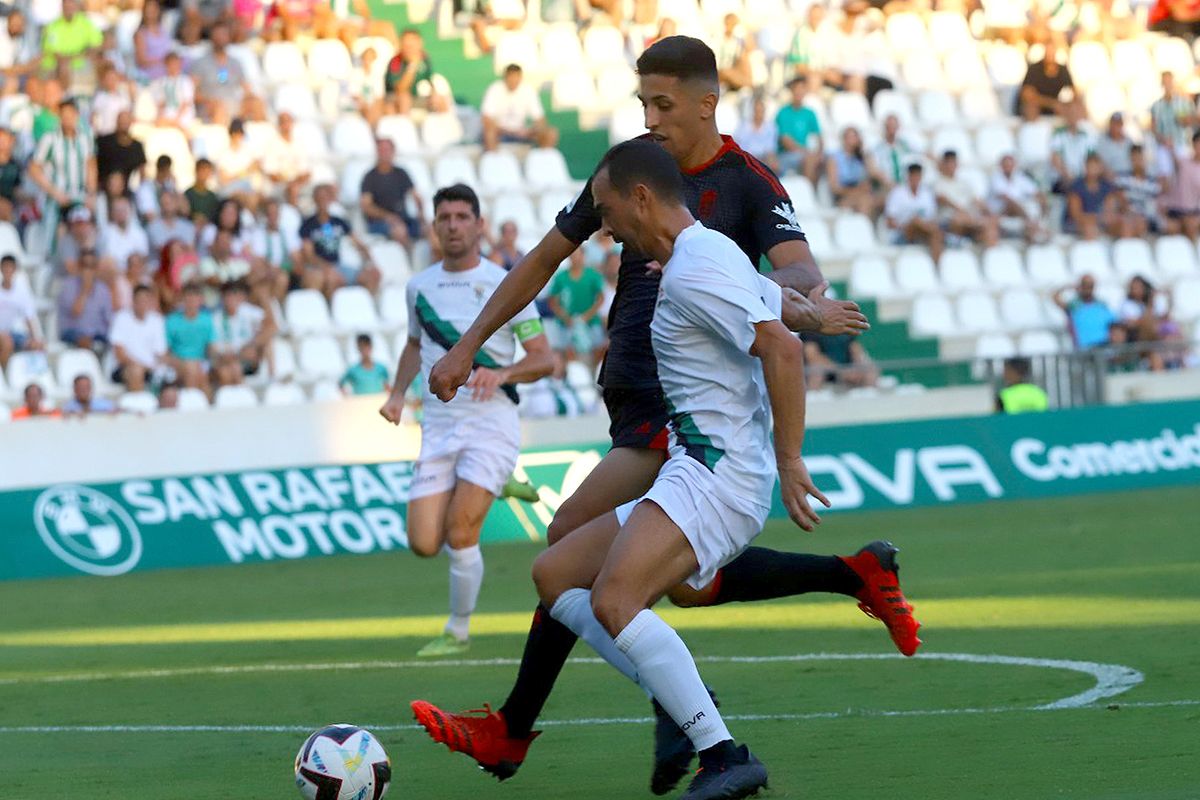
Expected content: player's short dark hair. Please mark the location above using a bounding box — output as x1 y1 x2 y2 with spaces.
433 183 481 218
596 139 684 204
1004 357 1032 379
356 333 372 347
636 36 718 88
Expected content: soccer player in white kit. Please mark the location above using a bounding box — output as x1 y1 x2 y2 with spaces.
529 140 828 800
380 184 554 658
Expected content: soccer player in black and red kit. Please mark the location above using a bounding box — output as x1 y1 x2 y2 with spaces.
412 36 921 795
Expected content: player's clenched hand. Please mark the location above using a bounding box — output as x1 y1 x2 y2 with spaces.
777 456 831 532
466 366 507 402
378 394 405 425
429 344 473 402
807 282 870 337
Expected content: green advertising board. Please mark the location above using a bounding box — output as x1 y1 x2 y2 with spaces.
2 401 1198 581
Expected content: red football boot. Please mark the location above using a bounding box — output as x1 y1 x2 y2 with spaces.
840 540 922 657
410 701 540 780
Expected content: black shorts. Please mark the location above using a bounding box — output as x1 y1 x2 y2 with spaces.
603 386 669 451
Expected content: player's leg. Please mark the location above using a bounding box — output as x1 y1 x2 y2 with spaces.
425 479 494 651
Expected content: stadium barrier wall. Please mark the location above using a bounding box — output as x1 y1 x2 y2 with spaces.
2 398 1198 581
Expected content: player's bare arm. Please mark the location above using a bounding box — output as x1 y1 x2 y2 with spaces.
466 331 555 402
379 336 422 424
429 228 576 401
750 318 830 531
765 239 870 336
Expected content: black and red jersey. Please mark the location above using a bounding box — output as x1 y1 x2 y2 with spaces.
555 135 808 389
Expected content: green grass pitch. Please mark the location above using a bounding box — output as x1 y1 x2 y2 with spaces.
1 485 1197 799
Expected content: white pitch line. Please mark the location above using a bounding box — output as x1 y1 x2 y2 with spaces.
1 700 1197 735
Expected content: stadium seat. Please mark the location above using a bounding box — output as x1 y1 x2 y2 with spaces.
0 400 9 421
1069 41 1114 88
986 43 1028 88
982 245 1026 288
974 123 1015 167
338 158 374 207
715 98 741 135
849 255 898 299
376 115 421 156
0 221 27 266
797 217 833 260
214 385 259 409
538 188 578 230
539 24 585 70
493 31 539 75
379 286 409 332
1112 238 1157 281
779 176 817 216
273 83 320 121
176 387 210 412
1085 83 1126 128
191 124 231 162
551 70 598 111
54 348 105 393
895 250 940 295
955 291 1002 333
263 41 307 86
832 213 877 256
960 86 1003 126
903 51 946 91
974 332 1016 360
886 12 929 56
1153 36 1193 77
1017 330 1063 356
1026 244 1070 288
118 391 158 415
830 92 873 134
871 90 917 130
432 151 478 192
910 294 956 337
310 380 342 402
420 113 465 153
582 25 627 70
928 12 972 54
331 115 377 161
1156 235 1198 280
269 340 297 383
942 48 990 94
491 193 540 239
285 290 333 336
1016 120 1053 166
352 36 394 66
343 333 393 369
264 383 306 406
609 99 647 145
291 119 331 162
1174 276 1200 321
299 336 347 381
1000 288 1047 331
332 286 382 333
524 148 573 193
931 126 976 165
307 39 353 83
593 66 638 111
134 124 196 187
939 250 984 292
1112 40 1154 86
478 151 525 196
5 351 55 398
1068 240 1114 280
369 241 411 287
397 156 434 199
917 90 958 129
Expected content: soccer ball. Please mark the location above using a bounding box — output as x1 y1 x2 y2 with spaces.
295 724 391 800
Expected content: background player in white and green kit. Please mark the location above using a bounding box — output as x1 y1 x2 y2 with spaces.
380 184 554 658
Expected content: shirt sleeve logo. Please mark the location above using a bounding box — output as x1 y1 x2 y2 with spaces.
771 201 804 233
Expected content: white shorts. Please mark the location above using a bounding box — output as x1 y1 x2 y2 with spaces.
615 456 770 590
409 406 521 500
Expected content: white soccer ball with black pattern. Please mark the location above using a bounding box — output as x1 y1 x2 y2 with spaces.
294 724 391 800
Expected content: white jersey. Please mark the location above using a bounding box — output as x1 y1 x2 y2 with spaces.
406 258 543 416
652 222 782 508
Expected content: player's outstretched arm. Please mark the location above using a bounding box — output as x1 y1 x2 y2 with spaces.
464 331 556 402
429 228 577 401
750 319 830 531
765 240 869 336
379 337 422 425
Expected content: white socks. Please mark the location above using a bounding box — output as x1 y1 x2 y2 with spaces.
615 609 731 752
549 588 644 687
445 544 483 641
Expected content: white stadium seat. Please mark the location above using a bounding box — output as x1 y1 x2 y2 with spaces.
910 294 956 337
332 286 383 333
492 193 540 239
872 90 917 129
264 383 306 406
376 115 421 156
420 113 465 152
118 391 158 415
1112 238 1157 280
931 126 976 165
493 31 540 74
263 41 307 86
609 99 646 145
582 25 627 70
886 12 929 56
191 124 231 162
478 151 525 196
525 148 573 192
1085 83 1126 128
299 336 347 381
273 83 319 121
54 348 105 392
1068 240 1114 280
1016 120 1053 166
974 123 1015 167
370 241 411 287
1018 330 1063 356
798 217 833 260
917 90 959 130
830 92 873 134
942 48 990 94
960 86 1003 126
307 39 353 82
986 43 1027 88
1155 235 1198 280
1154 37 1193 77
269 340 297 383
285 289 333 336
432 151 478 190
379 286 410 332
133 124 195 187
929 12 972 54
6 351 56 397
975 332 1016 360
214 385 259 409
982 246 1026 288
850 255 898 299
895 250 940 295
540 24 585 70
594 66 638 110
1174 277 1200 321
1112 41 1154 86
292 119 331 161
310 380 342 402
338 158 374 208
1000 288 1047 331
1026 245 1070 288
955 290 1002 333
176 387 210 412
780 176 817 216
330 115 377 161
1069 41 1114 88
939 250 984 292
552 70 598 111
538 188 577 230
832 213 877 256
903 51 947 91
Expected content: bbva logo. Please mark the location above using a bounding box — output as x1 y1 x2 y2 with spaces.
807 445 1003 510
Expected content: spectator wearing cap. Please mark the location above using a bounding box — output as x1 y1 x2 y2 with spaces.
734 96 778 172
1065 152 1141 240
361 138 424 246
1150 71 1195 158
933 150 999 247
151 52 197 131
1016 36 1076 119
29 99 96 239
0 255 43 370
1118 145 1168 234
10 383 60 420
715 13 753 92
0 128 25 224
92 65 134 138
211 280 274 387
185 159 221 226
870 114 916 190
1095 112 1134 178
165 283 215 394
135 156 179 221
481 64 558 152
301 183 380 297
827 126 879 218
1164 131 1200 240
1054 274 1116 350
109 284 167 392
193 21 256 125
39 0 102 76
340 333 390 395
775 78 822 183
99 197 150 275
885 162 943 262
385 28 450 116
57 249 113 351
988 154 1049 243
1049 97 1096 193
263 112 311 196
63 374 116 416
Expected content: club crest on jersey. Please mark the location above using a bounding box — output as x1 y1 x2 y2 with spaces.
771 202 804 234
473 284 487 302
698 189 718 219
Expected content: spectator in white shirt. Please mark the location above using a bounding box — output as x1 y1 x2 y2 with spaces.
251 198 301 300
108 284 167 391
152 52 196 131
934 150 999 247
217 119 261 197
1049 97 1096 193
885 163 943 262
211 279 275 387
99 197 150 276
262 112 311 197
988 154 1050 243
0 255 43 369
734 96 779 172
91 65 134 137
481 64 558 152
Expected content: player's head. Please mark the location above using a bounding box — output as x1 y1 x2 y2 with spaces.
1003 357 1032 385
432 183 483 260
635 36 719 163
592 139 685 253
